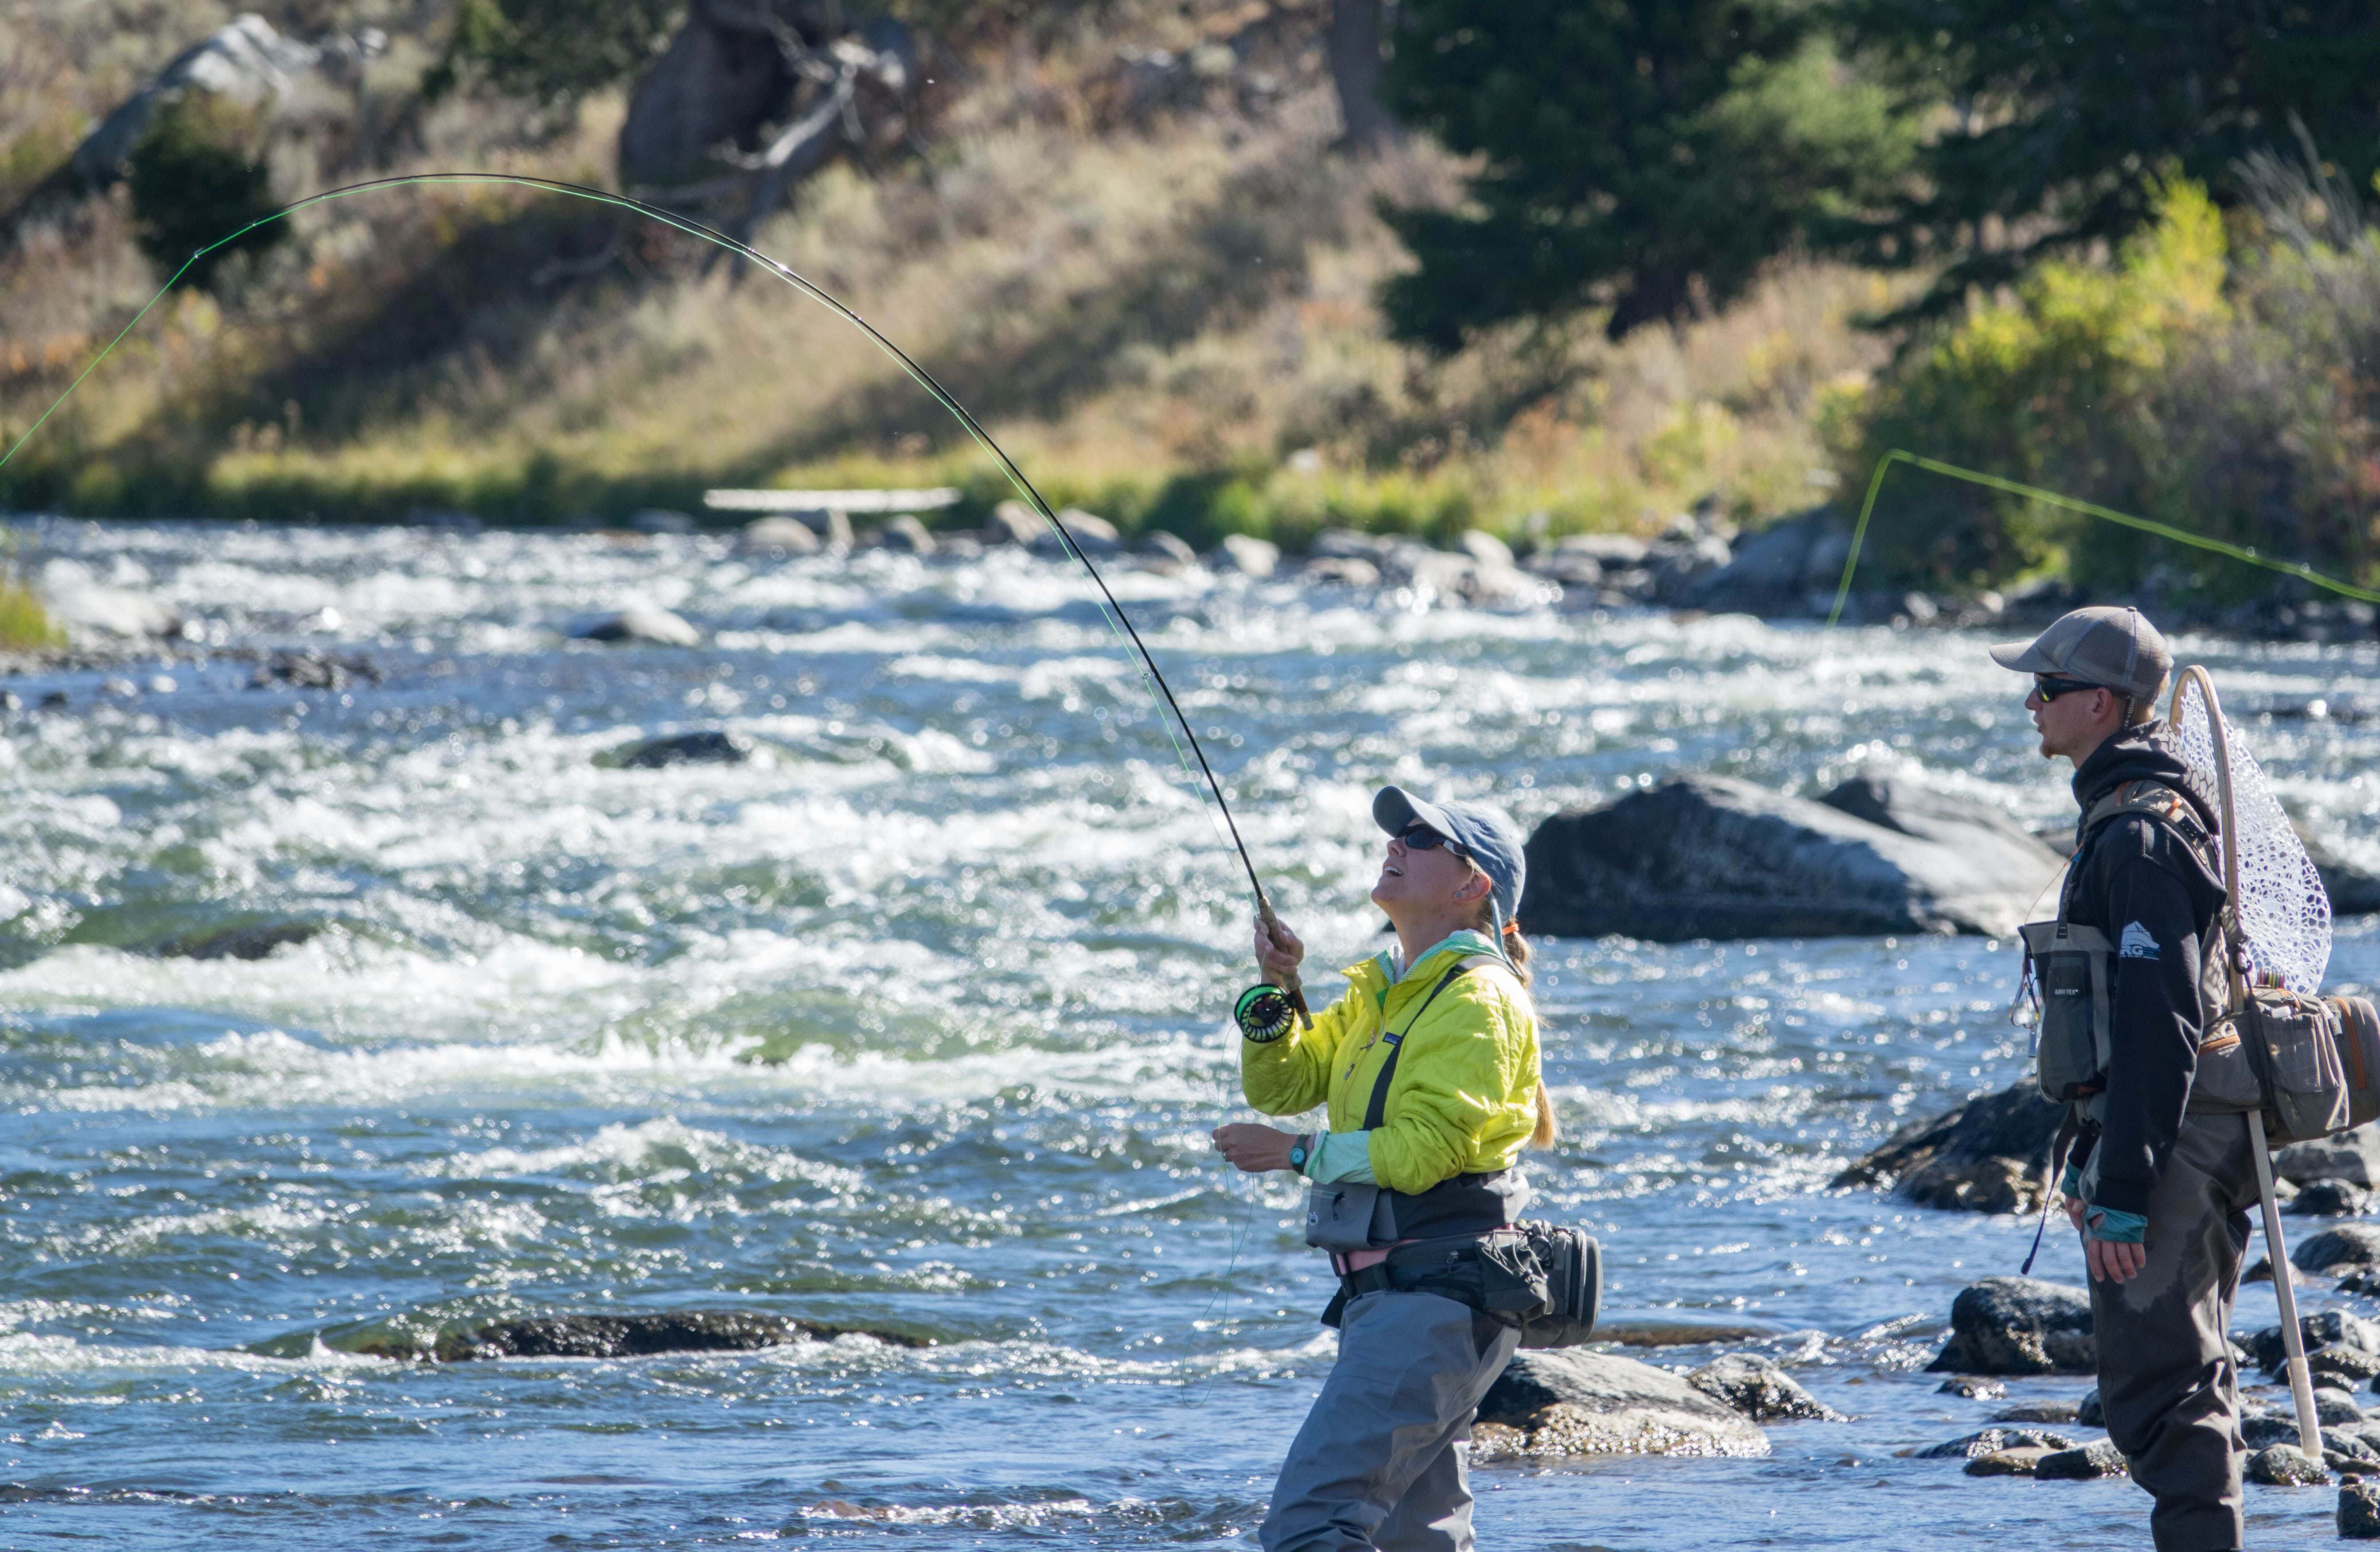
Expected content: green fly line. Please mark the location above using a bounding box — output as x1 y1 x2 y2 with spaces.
1827 448 2380 626
0 170 1277 1383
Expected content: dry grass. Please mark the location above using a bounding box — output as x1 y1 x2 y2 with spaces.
0 0 1912 539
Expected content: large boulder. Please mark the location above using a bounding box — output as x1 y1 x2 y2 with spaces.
1833 1081 2065 1213
1520 773 2064 940
2279 1127 2380 1189
1472 1349 1769 1460
1928 1277 2095 1375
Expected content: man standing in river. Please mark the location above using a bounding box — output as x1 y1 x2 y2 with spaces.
1995 607 2254 1552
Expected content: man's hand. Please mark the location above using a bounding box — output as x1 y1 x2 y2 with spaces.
1254 914 1304 986
2084 1215 2148 1284
1211 1123 1298 1174
2066 1195 2085 1233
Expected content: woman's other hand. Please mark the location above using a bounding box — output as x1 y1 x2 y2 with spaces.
1211 1123 1298 1173
1254 914 1304 985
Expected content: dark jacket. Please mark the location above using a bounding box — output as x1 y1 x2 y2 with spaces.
2064 723 2229 1218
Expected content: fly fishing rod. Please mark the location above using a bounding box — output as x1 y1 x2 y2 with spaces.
0 169 1313 1026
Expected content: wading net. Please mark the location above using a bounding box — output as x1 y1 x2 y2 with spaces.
2170 681 2332 994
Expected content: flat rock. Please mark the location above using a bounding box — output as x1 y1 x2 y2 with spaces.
1929 1277 2095 1375
568 606 702 646
373 1311 924 1362
1909 1427 2074 1459
2295 1226 2380 1278
1473 1349 1768 1459
1686 1354 1839 1422
1833 1081 2065 1212
2035 1439 2128 1480
1519 773 2063 941
2249 1443 2329 1485
1965 1445 2056 1477
608 731 754 769
2279 1126 2380 1188
1990 1401 2080 1424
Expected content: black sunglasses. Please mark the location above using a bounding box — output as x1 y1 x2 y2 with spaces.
2032 675 2102 702
1398 823 1469 856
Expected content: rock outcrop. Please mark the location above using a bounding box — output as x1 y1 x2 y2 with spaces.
1521 773 2064 940
1928 1277 2095 1375
1472 1349 1769 1460
1833 1081 2066 1212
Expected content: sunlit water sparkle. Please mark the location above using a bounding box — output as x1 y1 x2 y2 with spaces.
4 516 2378 1547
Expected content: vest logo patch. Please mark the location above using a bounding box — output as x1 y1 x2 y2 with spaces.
2119 921 2160 960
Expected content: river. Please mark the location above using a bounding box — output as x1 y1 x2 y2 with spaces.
3 516 2376 1548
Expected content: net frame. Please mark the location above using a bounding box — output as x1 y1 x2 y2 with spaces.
2167 667 2332 995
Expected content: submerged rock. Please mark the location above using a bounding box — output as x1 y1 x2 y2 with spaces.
1473 1349 1768 1460
568 606 702 646
1833 1081 2065 1213
608 731 754 769
150 917 323 961
2035 1439 2128 1480
1928 1277 2095 1376
1686 1354 1840 1422
1519 773 2063 941
249 650 382 690
339 1310 927 1362
1910 1427 2075 1459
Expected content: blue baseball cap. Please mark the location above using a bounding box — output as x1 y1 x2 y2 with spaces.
1372 786 1527 927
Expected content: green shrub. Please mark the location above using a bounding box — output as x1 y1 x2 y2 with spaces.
126 93 285 290
1830 180 2230 591
0 573 58 651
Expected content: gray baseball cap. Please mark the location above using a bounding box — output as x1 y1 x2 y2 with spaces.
1373 786 1527 926
1989 606 2171 705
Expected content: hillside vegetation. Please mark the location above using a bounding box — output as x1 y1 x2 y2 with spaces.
0 0 1898 547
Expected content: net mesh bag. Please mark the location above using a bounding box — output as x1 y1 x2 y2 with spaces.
2170 680 2332 993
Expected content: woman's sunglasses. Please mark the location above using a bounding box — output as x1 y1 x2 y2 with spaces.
1398 823 1469 857
2033 675 2101 702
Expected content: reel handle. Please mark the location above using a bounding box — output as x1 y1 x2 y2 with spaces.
1257 898 1314 1031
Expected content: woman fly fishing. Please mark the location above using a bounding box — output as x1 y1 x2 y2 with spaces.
1211 785 1555 1552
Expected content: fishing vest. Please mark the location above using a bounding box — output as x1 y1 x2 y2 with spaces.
2021 779 2261 1119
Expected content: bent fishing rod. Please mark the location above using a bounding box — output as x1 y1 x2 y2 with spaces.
0 169 1314 1026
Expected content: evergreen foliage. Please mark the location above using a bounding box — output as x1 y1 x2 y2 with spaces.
125 94 286 291
1843 0 2380 323
1378 2 1920 346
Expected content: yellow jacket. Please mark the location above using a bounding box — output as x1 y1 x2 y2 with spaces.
1240 934 1541 1195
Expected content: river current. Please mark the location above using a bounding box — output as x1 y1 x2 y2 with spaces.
4 517 2377 1549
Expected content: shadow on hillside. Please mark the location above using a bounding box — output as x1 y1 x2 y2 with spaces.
755 145 1359 463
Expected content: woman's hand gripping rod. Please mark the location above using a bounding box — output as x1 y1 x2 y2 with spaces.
1254 899 1313 1030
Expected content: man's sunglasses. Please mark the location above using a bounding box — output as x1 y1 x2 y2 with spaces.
2033 675 2103 703
1398 823 1469 857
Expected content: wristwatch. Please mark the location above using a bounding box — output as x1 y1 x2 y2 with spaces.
1287 1133 1311 1173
